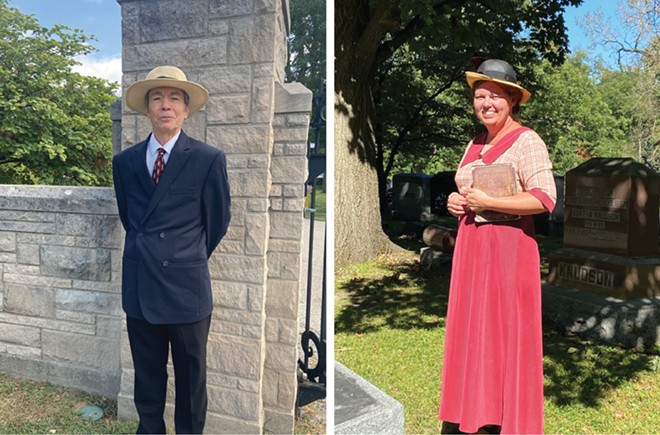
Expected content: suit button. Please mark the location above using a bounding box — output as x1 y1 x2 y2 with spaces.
162 261 168 267
159 232 165 239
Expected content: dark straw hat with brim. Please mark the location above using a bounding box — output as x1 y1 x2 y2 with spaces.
465 59 531 104
125 66 209 116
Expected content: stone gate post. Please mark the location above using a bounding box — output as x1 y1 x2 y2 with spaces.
115 0 311 433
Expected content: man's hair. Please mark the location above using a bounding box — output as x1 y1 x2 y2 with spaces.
145 88 190 108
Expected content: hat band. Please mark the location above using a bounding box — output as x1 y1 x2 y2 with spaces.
480 69 516 83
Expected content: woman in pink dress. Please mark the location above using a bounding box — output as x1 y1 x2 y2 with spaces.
438 59 556 434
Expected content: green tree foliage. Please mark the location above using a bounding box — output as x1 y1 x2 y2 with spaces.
286 0 326 95
376 46 473 179
386 49 644 177
578 0 660 169
627 63 660 169
0 0 118 186
286 0 327 157
524 53 632 174
373 0 656 185
286 0 326 154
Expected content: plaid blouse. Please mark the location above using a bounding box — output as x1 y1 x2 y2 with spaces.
455 128 557 212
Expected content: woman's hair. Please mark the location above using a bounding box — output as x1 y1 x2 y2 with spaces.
471 80 523 119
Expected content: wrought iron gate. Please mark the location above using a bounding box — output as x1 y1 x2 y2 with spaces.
298 91 326 387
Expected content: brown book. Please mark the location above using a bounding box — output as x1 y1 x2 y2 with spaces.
471 163 520 222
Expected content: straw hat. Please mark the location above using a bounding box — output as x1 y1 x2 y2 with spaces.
125 66 209 115
465 59 531 104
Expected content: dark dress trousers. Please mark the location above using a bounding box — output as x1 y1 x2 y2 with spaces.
113 131 230 433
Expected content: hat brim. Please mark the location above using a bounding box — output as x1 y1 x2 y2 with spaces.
125 78 209 115
466 71 531 104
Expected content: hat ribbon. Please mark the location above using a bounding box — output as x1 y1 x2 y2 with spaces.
480 69 516 83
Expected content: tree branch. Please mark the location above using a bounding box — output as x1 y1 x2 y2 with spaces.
374 0 466 69
0 158 24 166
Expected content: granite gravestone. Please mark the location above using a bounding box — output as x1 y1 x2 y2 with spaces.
390 173 432 221
544 158 660 350
429 171 457 216
548 158 660 299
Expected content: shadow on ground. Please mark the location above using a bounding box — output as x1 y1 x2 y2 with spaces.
335 256 451 334
335 243 658 411
542 326 656 407
295 380 326 434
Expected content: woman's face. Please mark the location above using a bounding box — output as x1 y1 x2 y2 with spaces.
473 81 515 131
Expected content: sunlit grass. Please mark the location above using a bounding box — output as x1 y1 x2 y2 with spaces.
0 373 137 434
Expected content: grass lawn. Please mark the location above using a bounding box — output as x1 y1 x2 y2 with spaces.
335 227 660 434
0 371 324 434
0 373 138 434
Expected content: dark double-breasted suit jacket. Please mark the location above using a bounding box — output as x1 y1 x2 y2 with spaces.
112 131 230 325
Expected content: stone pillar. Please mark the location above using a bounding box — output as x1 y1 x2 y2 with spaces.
115 0 310 433
110 99 122 156
264 82 312 432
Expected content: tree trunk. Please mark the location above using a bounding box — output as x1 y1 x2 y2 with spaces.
334 0 402 266
335 95 398 266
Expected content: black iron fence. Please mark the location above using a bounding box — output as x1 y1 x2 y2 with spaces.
298 91 326 386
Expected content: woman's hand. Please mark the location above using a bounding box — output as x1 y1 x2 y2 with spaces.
447 192 469 217
463 187 491 212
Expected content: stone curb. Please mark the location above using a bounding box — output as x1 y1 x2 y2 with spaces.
335 361 404 434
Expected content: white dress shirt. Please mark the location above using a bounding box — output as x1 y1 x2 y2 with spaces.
146 131 181 176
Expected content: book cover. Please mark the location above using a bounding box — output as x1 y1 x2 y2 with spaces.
471 163 520 222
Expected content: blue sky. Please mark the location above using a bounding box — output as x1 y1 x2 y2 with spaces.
9 0 122 83
8 0 619 86
563 0 620 64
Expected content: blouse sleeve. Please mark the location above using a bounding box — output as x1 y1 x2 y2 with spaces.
517 131 557 213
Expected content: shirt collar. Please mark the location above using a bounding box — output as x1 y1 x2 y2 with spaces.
148 130 181 156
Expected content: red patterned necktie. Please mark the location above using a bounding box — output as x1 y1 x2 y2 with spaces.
152 148 166 183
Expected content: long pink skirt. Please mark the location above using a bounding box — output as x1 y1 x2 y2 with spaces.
439 213 544 434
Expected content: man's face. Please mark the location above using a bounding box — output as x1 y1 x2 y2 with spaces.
146 87 190 139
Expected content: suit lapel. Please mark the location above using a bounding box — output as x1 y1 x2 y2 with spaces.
130 139 155 195
140 131 193 225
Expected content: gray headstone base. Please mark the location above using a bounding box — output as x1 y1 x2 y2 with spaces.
334 361 404 434
542 284 660 350
419 246 452 270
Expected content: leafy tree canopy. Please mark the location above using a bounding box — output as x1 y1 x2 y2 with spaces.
525 53 633 174
374 1 658 180
286 0 326 154
286 0 326 95
0 0 118 186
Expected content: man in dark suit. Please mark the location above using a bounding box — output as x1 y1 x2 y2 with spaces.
113 65 231 434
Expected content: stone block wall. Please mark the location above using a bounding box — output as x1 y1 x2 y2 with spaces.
0 185 123 398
